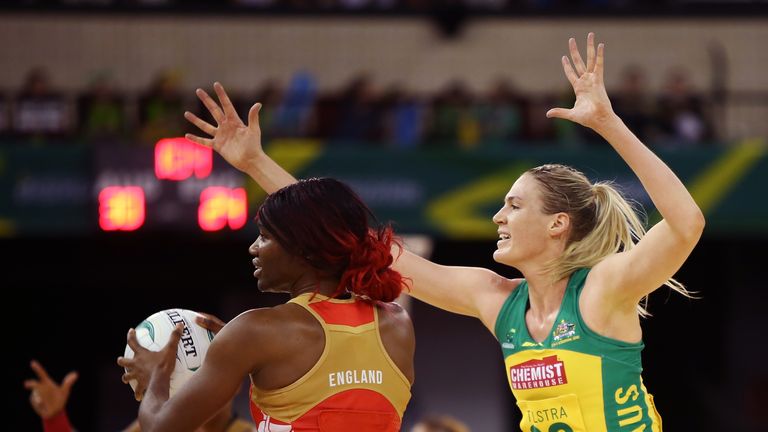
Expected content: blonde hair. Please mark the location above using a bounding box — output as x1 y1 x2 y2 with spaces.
526 164 693 316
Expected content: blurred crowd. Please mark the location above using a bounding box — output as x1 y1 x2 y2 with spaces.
0 67 714 148
3 1 704 12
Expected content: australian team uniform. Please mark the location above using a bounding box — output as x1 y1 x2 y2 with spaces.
249 293 411 432
494 268 663 432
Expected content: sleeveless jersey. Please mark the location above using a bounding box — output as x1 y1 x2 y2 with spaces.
249 293 412 432
494 268 663 432
226 418 254 432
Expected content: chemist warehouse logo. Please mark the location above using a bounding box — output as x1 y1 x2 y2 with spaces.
509 355 568 390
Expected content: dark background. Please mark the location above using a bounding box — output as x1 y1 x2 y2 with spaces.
6 233 765 430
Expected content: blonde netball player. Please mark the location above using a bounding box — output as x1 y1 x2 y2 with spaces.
184 33 703 431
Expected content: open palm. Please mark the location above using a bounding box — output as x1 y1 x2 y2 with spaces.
185 82 264 173
547 33 615 132
24 360 78 419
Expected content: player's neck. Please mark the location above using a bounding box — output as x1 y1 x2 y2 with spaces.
524 272 569 318
290 277 339 299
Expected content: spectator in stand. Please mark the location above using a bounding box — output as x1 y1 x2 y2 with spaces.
78 72 126 144
13 68 72 142
427 81 479 148
246 79 283 141
551 85 582 145
272 71 316 138
610 65 653 142
138 70 185 145
523 93 556 142
309 86 343 139
477 79 524 148
656 68 710 146
380 84 426 150
334 74 382 144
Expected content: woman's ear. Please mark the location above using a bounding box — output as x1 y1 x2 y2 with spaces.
549 213 570 238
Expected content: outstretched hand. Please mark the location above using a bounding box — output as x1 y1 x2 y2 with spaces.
546 33 615 132
24 360 78 419
117 323 184 401
184 82 264 173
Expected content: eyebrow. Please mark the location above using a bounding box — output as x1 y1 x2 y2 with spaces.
505 196 522 205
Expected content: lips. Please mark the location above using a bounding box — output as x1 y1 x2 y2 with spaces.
496 230 511 248
252 258 261 278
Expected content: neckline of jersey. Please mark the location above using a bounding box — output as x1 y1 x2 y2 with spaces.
519 269 584 345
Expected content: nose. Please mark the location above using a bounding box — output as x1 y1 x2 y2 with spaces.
249 238 260 256
492 207 505 225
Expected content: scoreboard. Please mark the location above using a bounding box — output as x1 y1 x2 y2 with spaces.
95 138 250 233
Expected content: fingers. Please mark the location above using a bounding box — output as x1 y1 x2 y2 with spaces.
596 42 605 81
30 360 52 383
121 371 135 384
568 37 587 76
196 88 224 123
162 323 184 357
23 379 39 390
184 111 217 137
131 377 146 401
586 32 596 73
29 391 44 413
185 133 214 149
247 103 262 132
121 370 143 402
61 371 78 393
116 356 134 369
167 323 184 348
214 82 238 118
561 56 578 86
195 313 225 333
126 328 143 353
546 108 572 120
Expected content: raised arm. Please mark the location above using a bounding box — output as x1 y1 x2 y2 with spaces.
185 82 296 193
24 360 79 432
547 33 705 305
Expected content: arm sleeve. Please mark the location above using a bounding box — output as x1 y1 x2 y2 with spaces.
42 410 73 432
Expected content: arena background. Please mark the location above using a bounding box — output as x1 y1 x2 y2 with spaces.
3 2 767 431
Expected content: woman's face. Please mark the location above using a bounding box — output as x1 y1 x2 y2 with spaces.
249 225 312 294
492 174 560 267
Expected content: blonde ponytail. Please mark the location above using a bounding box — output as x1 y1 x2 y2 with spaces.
528 165 694 316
